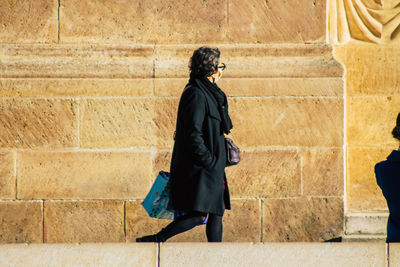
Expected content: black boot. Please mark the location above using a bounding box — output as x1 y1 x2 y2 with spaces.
136 234 159 243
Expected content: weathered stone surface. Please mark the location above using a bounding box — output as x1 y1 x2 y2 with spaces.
154 78 187 97
0 78 153 97
60 0 227 44
345 213 388 235
0 0 58 43
160 243 386 267
221 78 343 97
390 243 400 267
80 99 155 148
0 99 78 148
0 244 157 267
342 235 386 242
155 98 179 149
347 96 400 147
226 150 300 197
229 0 326 43
155 44 343 78
18 151 152 199
347 148 390 212
263 197 343 241
153 151 172 179
0 201 42 243
334 46 400 95
302 149 343 196
0 44 154 78
44 201 124 243
222 199 261 242
229 98 343 147
155 78 343 97
125 200 173 242
0 152 15 199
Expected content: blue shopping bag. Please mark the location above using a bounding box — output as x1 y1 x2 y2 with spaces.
141 171 174 220
141 171 207 224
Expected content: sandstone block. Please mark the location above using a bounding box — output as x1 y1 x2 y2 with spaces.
80 99 155 148
220 44 342 78
390 243 400 267
347 96 400 147
222 199 261 242
0 99 78 148
0 152 15 199
0 0 58 43
221 77 343 97
155 44 343 78
0 244 157 267
154 78 187 97
345 213 388 235
228 0 326 43
334 46 400 95
342 236 386 242
153 151 172 179
18 151 152 199
126 200 170 243
229 98 343 147
60 0 227 44
155 98 179 149
226 150 300 197
44 201 124 243
160 243 386 267
0 78 153 97
0 201 42 243
347 147 390 212
302 148 343 196
0 44 154 78
263 197 343 241
155 78 343 97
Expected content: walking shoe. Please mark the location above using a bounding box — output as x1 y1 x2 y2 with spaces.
136 234 159 242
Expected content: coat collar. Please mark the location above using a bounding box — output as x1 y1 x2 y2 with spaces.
193 79 218 107
387 150 400 162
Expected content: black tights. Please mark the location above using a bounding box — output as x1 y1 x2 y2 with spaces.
156 211 223 242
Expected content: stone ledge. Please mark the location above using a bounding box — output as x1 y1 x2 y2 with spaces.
0 243 157 267
0 243 389 267
0 43 342 79
345 213 388 235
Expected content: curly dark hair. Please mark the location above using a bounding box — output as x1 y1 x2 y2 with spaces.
189 47 220 78
393 112 400 141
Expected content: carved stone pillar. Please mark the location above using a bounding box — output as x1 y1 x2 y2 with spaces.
329 0 400 240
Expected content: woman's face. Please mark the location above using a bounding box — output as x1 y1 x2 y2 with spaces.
210 62 226 83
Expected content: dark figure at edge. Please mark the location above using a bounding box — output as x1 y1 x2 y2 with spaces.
376 112 400 242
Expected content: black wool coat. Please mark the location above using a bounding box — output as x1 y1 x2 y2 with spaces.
168 80 231 216
375 150 400 242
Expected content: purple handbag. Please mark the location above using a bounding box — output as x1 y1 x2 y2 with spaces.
225 138 240 166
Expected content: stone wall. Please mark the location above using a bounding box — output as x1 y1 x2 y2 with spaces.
0 0 345 243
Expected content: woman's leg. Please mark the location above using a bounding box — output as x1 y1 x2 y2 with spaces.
136 211 207 242
206 213 223 242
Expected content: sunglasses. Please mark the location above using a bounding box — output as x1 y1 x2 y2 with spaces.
217 63 226 71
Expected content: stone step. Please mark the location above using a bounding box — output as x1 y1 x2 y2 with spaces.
0 242 392 267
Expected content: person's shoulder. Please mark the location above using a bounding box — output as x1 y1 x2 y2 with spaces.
375 160 388 173
375 159 399 177
181 85 206 100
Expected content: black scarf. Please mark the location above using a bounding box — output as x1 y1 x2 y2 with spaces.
190 74 233 134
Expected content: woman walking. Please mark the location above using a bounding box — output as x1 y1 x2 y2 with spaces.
376 112 400 242
136 47 232 242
